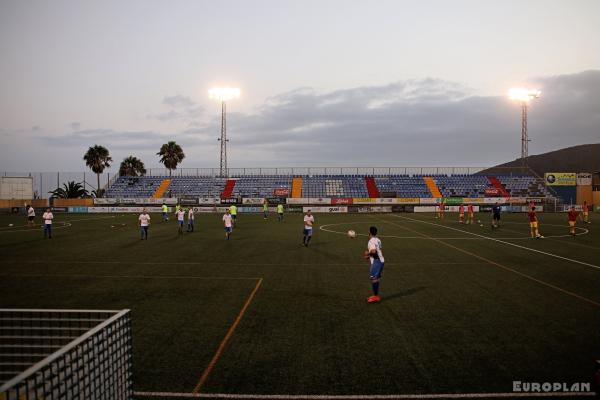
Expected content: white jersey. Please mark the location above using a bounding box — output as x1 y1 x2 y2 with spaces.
188 209 194 220
303 215 314 230
367 237 384 264
223 214 232 228
28 207 35 217
139 213 150 227
42 212 53 225
176 210 185 221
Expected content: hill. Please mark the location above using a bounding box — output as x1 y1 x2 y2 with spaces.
480 143 600 176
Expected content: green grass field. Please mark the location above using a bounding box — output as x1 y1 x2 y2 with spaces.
1 211 599 398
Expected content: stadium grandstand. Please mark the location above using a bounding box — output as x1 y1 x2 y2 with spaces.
103 170 553 200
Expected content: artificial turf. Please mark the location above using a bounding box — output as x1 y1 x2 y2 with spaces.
0 211 599 397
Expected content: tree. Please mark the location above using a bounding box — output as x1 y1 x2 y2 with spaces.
157 141 185 176
119 156 147 176
83 145 112 196
49 181 89 199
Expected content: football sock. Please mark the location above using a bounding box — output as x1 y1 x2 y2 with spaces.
372 282 379 296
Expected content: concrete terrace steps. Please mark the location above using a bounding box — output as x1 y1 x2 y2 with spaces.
423 176 442 198
152 179 171 198
221 179 237 199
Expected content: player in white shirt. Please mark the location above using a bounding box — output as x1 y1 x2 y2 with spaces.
138 209 151 240
302 210 315 247
26 205 36 227
223 209 233 240
175 206 186 235
364 226 385 303
187 208 195 232
42 208 53 239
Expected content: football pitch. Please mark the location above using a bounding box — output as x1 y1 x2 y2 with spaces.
1 211 599 398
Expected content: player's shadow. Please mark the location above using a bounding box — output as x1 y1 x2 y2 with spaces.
384 286 427 300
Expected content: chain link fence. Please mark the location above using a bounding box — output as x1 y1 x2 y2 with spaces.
0 309 133 400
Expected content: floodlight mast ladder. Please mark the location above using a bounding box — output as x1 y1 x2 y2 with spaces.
521 101 529 168
218 100 229 178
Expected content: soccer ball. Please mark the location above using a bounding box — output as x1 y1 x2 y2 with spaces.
8 224 13 227
347 230 356 238
477 220 481 224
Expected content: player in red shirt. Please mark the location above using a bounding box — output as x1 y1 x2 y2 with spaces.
458 204 465 224
528 206 543 239
466 204 474 224
582 201 590 224
436 201 445 220
567 206 579 236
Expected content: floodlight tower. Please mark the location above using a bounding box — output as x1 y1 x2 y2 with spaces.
209 87 240 177
508 88 541 167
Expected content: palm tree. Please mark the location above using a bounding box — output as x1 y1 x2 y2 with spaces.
49 181 89 199
83 145 112 196
157 141 185 176
119 156 147 176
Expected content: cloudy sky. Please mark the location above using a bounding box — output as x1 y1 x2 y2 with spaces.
1 0 599 172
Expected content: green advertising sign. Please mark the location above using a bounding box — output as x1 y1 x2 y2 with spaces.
443 197 464 205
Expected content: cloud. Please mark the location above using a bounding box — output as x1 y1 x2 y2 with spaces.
39 129 172 151
69 122 81 130
6 70 599 171
154 110 181 122
148 94 205 123
163 95 196 108
215 71 600 166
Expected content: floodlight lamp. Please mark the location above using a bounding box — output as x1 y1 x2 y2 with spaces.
508 88 541 102
208 87 241 102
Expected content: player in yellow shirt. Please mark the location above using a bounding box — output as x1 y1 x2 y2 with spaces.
277 203 284 222
229 204 238 226
161 203 169 222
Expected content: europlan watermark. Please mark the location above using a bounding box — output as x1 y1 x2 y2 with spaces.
513 381 591 393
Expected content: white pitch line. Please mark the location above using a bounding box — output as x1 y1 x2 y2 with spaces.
393 215 600 271
133 391 595 399
320 222 588 240
0 222 72 234
0 273 260 281
0 215 116 234
63 215 117 223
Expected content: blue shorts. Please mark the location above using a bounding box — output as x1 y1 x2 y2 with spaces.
303 228 313 236
369 260 384 280
224 227 232 233
177 220 184 226
232 215 237 220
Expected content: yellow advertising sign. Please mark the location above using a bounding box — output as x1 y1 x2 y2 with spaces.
544 173 576 186
353 198 375 204
463 198 484 203
396 198 420 204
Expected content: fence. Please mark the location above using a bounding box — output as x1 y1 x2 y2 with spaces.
142 166 491 176
2 166 542 200
0 172 111 200
0 309 133 400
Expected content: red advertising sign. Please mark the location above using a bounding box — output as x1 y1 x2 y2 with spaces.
484 188 501 196
331 198 353 205
273 188 290 196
